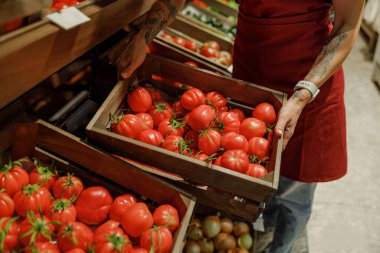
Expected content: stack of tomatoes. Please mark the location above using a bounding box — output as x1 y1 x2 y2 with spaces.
111 84 276 179
0 159 179 253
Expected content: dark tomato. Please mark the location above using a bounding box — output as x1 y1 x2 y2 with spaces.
14 184 52 218
252 103 277 126
198 129 222 155
221 132 248 152
149 102 174 127
200 46 218 58
214 112 240 134
111 113 144 139
153 204 179 232
53 174 84 199
121 203 153 238
205 91 227 109
247 137 270 160
240 118 266 140
140 227 173 253
229 108 246 122
184 129 199 149
138 129 164 147
127 87 153 113
220 150 249 173
172 101 187 118
135 113 154 130
173 36 186 47
146 87 163 103
204 41 221 51
0 217 18 251
158 118 185 137
0 192 14 218
93 220 132 253
246 164 268 178
180 88 205 111
185 40 198 52
187 105 216 132
109 194 137 222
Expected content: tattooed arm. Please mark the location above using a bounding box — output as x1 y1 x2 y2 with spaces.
275 0 365 150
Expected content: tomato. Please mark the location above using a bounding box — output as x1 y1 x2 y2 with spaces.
214 156 222 166
184 129 198 149
93 220 132 253
153 205 179 232
220 150 249 173
137 130 163 147
19 213 55 246
173 37 186 47
109 194 137 222
0 217 18 252
149 102 174 127
184 61 198 67
172 101 187 118
204 41 221 51
205 91 227 109
187 105 216 131
131 248 149 253
214 112 240 134
75 186 113 225
136 113 154 130
0 191 14 218
194 153 212 164
221 132 248 152
45 198 77 230
185 40 198 52
127 87 152 113
247 137 270 160
246 164 268 178
219 51 233 66
146 87 163 103
111 113 144 139
198 129 221 155
53 174 84 199
66 249 86 253
26 242 60 253
29 160 58 190
267 130 274 145
160 33 173 42
57 222 93 252
14 184 52 218
140 227 173 253
200 46 218 58
240 118 266 140
229 108 246 122
252 103 277 126
158 118 185 137
94 220 121 237
180 88 205 111
122 203 153 238
0 160 29 197
146 47 151 54
162 135 189 155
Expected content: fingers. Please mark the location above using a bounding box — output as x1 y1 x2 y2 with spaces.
282 128 294 151
274 115 286 137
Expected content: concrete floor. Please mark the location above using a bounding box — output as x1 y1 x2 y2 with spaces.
307 35 380 252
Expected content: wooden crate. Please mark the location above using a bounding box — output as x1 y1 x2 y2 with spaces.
11 120 195 253
86 54 286 221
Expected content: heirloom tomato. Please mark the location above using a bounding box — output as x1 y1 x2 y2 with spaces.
198 129 222 155
14 184 52 217
180 88 205 111
140 227 173 253
94 220 122 237
221 132 248 153
111 113 143 139
201 46 218 58
205 91 227 109
252 103 277 126
185 40 198 52
204 41 221 51
240 118 266 140
146 87 163 103
0 160 29 197
57 221 93 252
0 191 14 218
137 129 163 147
162 135 189 154
158 118 185 136
66 248 86 253
184 130 198 149
246 164 268 178
0 217 18 252
121 203 153 238
53 174 84 199
229 108 246 122
153 204 179 232
247 137 270 160
131 248 149 253
219 51 233 66
109 194 137 222
127 87 153 113
26 242 60 253
29 159 58 190
214 156 222 166
172 100 187 118
136 113 154 130
173 36 186 47
194 153 212 164
187 105 215 131
149 102 174 127
19 213 55 246
93 220 132 253
160 33 173 42
220 150 249 173
214 112 240 134
45 198 77 230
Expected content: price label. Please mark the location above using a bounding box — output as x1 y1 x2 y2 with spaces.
47 7 90 30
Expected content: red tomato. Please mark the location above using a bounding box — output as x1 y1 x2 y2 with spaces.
29 160 58 190
160 33 173 42
229 108 246 122
240 118 266 140
184 129 198 149
131 248 149 253
180 88 205 111
198 129 222 155
19 213 55 246
185 40 198 51
149 102 174 127
214 156 222 166
26 242 60 253
94 220 121 237
121 203 153 238
0 191 14 218
111 113 144 139
0 160 29 197
247 137 270 160
140 227 173 253
205 91 227 109
146 87 163 103
267 130 274 145
219 51 233 66
128 87 153 113
93 220 132 253
162 135 189 154
200 46 218 58
194 153 212 164
153 205 179 232
14 184 52 218
214 112 240 134
184 61 198 67
137 129 164 147
221 132 248 152
109 194 137 222
220 150 249 173
45 198 77 230
158 118 185 137
66 248 86 253
173 36 186 47
246 164 268 178
0 217 18 252
172 101 187 118
75 186 113 225
57 222 93 252
187 105 216 131
53 174 84 199
218 106 228 113
252 103 277 126
135 113 154 130
204 41 221 51
146 47 151 53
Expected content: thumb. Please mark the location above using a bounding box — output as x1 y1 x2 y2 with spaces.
275 117 286 137
120 66 132 80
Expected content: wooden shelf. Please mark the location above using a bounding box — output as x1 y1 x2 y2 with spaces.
0 0 154 110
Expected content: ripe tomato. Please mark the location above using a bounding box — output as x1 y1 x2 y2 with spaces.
75 186 113 225
140 227 173 253
93 220 132 253
205 91 227 109
29 160 58 190
200 46 218 58
158 118 185 137
160 33 173 42
0 160 29 197
149 102 174 127
229 108 246 122
94 220 121 237
137 129 164 147
187 105 216 131
214 156 222 166
247 137 270 160
128 87 153 113
180 88 205 111
26 242 60 253
252 103 277 126
109 194 137 222
221 132 248 152
19 213 55 246
172 101 187 118
131 248 149 253
198 129 221 155
53 174 84 199
194 153 212 164
204 41 221 51
66 248 86 253
0 217 18 252
111 113 144 139
219 51 232 66
45 198 77 230
162 135 189 154
246 164 268 178
220 150 249 173
173 36 186 47
185 40 198 51
14 184 52 218
146 87 163 103
121 203 153 238
240 118 266 140
57 222 93 252
184 61 198 67
214 112 240 134
153 205 179 232
135 113 154 130
0 191 14 218
184 129 198 149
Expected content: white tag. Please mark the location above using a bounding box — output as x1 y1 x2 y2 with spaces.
47 7 90 30
253 214 265 231
227 64 233 73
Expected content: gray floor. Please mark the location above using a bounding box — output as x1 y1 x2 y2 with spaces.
307 35 380 252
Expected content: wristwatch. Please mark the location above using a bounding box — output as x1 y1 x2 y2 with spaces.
294 80 320 103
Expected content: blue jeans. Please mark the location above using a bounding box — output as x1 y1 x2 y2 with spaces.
263 176 317 253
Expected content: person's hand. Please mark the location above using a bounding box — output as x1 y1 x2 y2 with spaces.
274 89 311 151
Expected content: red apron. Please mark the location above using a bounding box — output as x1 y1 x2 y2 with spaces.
233 0 347 182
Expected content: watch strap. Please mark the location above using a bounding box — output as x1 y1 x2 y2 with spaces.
294 80 320 103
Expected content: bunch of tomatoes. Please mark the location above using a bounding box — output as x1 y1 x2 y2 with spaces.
50 0 85 10
111 83 277 179
0 159 180 253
